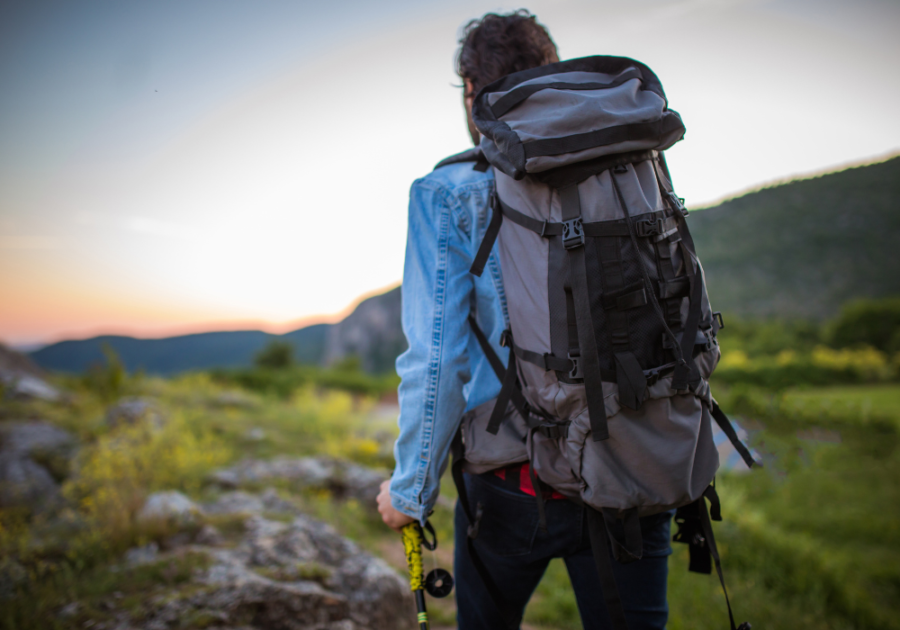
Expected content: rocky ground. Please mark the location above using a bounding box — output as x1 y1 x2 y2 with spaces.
114 487 415 630
0 348 430 630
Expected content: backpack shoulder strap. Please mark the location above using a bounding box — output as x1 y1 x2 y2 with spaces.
434 147 490 172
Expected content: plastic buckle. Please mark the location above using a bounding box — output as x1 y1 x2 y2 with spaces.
538 422 569 440
562 218 584 250
567 353 583 380
667 192 688 217
499 329 512 348
635 217 664 238
713 311 725 332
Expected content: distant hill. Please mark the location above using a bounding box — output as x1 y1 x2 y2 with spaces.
29 157 899 375
30 289 402 376
689 156 900 319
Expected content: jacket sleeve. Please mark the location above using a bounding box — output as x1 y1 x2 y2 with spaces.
389 178 475 523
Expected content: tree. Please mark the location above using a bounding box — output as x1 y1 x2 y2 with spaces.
254 341 294 369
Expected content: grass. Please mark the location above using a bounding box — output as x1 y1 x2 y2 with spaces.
2 366 898 629
782 383 900 424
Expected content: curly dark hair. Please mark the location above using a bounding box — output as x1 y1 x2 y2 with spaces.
456 10 559 97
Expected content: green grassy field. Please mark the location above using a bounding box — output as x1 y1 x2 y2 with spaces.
1 372 898 629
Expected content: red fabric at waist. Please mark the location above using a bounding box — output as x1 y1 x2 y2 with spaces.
492 462 566 500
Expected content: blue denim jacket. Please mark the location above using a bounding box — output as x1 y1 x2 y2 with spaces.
390 160 509 523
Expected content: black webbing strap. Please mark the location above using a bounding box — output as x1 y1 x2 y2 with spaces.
527 448 549 534
671 222 703 390
709 401 758 469
499 196 672 240
468 314 505 379
490 333 519 436
470 191 502 277
534 149 656 189
654 233 685 331
586 507 631 630
490 69 641 118
549 235 573 381
673 499 712 574
596 227 646 411
698 485 745 630
524 115 684 159
602 508 643 564
560 184 610 441
467 316 552 431
450 431 520 630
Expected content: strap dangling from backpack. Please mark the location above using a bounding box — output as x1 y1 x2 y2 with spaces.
586 507 631 630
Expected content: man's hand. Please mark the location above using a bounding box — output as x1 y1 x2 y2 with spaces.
377 479 415 532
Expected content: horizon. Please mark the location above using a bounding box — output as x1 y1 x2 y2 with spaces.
3 0 899 347
12 150 899 353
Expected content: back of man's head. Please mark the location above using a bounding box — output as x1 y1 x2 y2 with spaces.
457 10 559 98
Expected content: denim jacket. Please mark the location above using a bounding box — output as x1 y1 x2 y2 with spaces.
390 160 509 523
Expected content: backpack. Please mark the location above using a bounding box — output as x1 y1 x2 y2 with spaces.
438 56 758 630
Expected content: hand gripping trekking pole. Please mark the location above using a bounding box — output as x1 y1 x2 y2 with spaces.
401 520 453 630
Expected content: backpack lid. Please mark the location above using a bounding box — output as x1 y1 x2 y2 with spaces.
472 56 685 180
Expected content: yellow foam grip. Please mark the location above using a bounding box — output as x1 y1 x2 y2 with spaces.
401 522 425 591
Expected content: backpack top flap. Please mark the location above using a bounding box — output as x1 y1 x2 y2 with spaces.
472 56 685 179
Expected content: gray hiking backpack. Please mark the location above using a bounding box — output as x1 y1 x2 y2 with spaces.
438 56 758 630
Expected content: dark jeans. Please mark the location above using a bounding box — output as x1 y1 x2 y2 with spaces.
454 472 673 630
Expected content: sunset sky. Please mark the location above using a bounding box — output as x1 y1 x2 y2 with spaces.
2 0 898 347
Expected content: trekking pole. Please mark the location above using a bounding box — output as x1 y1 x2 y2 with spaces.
401 519 454 630
401 522 430 630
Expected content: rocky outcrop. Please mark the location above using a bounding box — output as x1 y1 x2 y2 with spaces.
129 489 414 630
322 286 405 373
0 343 61 402
210 457 386 507
0 421 76 509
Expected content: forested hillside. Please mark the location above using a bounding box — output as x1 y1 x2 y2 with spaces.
689 155 900 318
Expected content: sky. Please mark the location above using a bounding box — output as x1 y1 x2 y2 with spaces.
1 0 898 347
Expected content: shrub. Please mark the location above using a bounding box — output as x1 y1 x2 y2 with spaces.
827 297 900 350
254 340 294 369
80 343 130 403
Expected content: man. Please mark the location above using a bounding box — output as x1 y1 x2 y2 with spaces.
377 11 673 630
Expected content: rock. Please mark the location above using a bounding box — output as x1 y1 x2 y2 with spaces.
194 524 224 547
0 421 77 483
1 373 62 402
244 427 266 442
0 421 76 510
58 601 80 618
210 456 386 506
0 343 62 402
105 397 164 429
322 286 405 374
161 532 193 551
0 456 59 509
203 491 264 516
136 491 201 526
124 542 159 566
0 421 75 458
139 512 414 630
